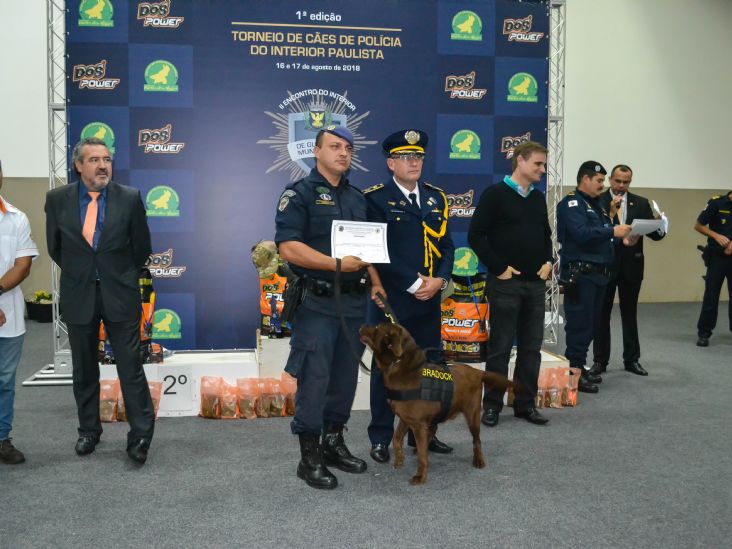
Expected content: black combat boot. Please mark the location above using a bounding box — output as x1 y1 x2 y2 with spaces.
297 433 338 490
322 423 367 473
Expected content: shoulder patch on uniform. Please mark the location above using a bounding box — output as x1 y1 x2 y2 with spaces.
567 191 576 196
280 189 296 199
363 183 384 194
568 200 578 207
423 182 444 193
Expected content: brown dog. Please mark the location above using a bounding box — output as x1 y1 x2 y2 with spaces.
360 322 512 485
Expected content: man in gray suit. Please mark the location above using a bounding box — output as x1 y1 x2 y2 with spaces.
45 137 154 464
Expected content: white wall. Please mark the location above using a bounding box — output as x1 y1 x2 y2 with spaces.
0 1 48 178
565 0 732 189
1 1 731 187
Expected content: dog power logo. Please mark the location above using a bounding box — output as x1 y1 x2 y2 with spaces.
80 122 116 155
446 190 475 218
258 88 377 181
449 130 481 160
146 185 180 216
444 71 487 100
451 11 482 41
72 60 120 91
138 124 185 154
147 248 186 277
501 132 532 159
137 0 184 28
507 72 538 103
153 308 181 339
503 15 544 43
144 60 179 92
79 0 114 27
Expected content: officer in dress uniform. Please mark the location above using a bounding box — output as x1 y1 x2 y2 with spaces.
275 125 386 490
363 129 455 463
557 161 632 393
694 190 732 347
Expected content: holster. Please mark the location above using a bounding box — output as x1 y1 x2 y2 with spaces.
697 245 710 268
280 268 304 324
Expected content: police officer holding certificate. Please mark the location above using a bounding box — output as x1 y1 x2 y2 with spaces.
557 161 631 393
275 125 385 490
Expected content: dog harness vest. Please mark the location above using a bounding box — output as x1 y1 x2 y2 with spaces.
386 363 454 424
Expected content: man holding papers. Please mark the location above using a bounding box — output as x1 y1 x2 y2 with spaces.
275 125 385 490
591 165 666 378
363 129 454 463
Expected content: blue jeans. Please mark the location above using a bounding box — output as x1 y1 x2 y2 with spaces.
0 334 25 440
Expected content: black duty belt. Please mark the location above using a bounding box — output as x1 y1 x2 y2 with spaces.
386 364 454 425
304 277 367 297
567 261 610 277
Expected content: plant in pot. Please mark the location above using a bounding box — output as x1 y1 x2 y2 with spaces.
26 290 53 323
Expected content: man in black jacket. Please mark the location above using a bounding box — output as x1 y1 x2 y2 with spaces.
45 137 154 464
468 141 553 427
591 165 665 378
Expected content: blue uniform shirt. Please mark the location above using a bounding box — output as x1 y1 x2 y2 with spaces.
697 192 732 253
557 189 614 266
275 167 367 284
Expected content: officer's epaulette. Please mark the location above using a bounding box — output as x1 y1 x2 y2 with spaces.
423 182 444 193
567 190 576 196
363 183 384 194
711 195 720 200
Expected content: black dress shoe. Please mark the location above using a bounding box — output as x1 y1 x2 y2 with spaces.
578 375 599 394
589 361 607 376
624 361 648 376
75 435 100 456
126 439 150 464
370 443 390 463
481 409 499 427
407 432 454 454
696 336 709 347
514 407 549 425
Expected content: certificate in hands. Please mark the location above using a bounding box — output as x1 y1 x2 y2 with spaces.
331 220 390 264
629 218 664 236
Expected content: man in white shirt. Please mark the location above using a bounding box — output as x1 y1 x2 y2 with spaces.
0 160 38 465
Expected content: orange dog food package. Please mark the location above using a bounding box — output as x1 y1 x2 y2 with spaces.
99 379 120 422
268 379 286 417
280 373 297 416
441 274 489 362
200 376 223 419
148 380 163 418
237 378 260 419
220 380 239 419
259 273 292 337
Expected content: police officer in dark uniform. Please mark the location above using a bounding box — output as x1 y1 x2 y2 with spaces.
275 125 386 490
694 190 732 346
557 161 632 392
363 129 455 463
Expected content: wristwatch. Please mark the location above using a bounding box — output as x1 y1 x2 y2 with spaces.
440 278 448 291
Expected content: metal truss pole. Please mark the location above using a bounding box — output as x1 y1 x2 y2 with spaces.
545 0 566 344
29 0 74 385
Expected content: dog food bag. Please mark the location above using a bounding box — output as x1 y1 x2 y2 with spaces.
547 368 564 409
117 393 127 422
535 370 549 409
564 368 581 407
237 378 260 419
255 379 272 418
220 380 239 419
280 373 297 416
200 376 222 419
99 379 120 422
148 381 163 418
268 379 286 417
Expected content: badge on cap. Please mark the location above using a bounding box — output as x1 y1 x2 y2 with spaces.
405 130 420 145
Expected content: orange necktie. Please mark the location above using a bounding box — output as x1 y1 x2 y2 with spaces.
82 191 100 247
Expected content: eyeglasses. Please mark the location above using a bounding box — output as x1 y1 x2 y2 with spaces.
391 153 424 162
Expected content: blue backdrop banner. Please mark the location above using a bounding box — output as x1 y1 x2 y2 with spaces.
66 0 550 349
